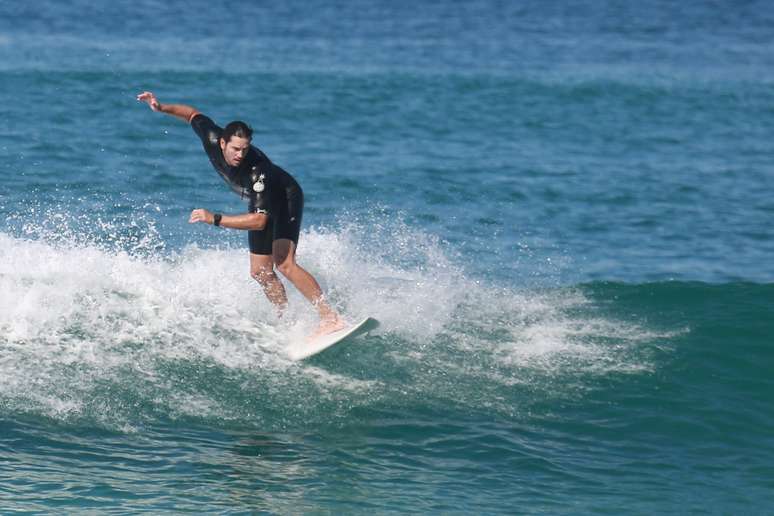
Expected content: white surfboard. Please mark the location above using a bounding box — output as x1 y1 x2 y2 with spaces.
286 317 379 361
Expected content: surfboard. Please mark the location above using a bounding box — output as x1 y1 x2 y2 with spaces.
286 317 379 361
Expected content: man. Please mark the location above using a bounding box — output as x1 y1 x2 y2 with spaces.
137 91 345 338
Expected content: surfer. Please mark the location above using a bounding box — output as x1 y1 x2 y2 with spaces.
136 91 345 338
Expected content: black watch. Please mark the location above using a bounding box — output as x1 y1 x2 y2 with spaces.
213 213 222 227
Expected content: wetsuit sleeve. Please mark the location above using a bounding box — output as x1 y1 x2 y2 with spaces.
190 114 223 155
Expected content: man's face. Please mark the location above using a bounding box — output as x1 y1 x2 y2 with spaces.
220 136 250 167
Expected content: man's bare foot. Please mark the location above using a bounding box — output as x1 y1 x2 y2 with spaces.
307 316 347 342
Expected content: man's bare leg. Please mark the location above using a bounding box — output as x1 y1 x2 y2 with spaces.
272 239 346 337
250 252 288 315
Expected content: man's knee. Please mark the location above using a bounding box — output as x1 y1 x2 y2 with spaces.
275 259 296 278
251 265 275 284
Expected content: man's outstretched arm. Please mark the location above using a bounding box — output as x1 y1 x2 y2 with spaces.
137 91 200 123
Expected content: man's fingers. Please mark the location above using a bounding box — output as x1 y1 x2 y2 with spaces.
136 91 156 104
189 209 206 223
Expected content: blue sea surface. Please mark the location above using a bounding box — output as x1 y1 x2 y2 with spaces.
2 1 774 513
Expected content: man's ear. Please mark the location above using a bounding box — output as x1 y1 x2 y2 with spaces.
219 138 226 150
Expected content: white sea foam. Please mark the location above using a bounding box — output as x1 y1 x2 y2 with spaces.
0 213 671 427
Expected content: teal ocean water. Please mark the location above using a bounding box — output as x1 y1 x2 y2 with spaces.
2 1 774 513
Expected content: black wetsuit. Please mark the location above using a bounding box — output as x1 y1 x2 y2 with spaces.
191 114 303 255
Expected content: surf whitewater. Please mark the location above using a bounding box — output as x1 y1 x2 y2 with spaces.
2 210 772 513
0 205 671 428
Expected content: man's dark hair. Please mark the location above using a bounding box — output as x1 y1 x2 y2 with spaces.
222 121 253 143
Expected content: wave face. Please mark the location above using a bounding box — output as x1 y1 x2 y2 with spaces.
2 222 773 512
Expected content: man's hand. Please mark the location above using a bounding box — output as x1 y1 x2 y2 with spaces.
189 208 214 225
137 91 199 122
136 91 161 112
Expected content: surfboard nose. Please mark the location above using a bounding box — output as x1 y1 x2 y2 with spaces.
286 317 379 361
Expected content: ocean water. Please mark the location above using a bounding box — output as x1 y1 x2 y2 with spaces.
2 0 774 513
